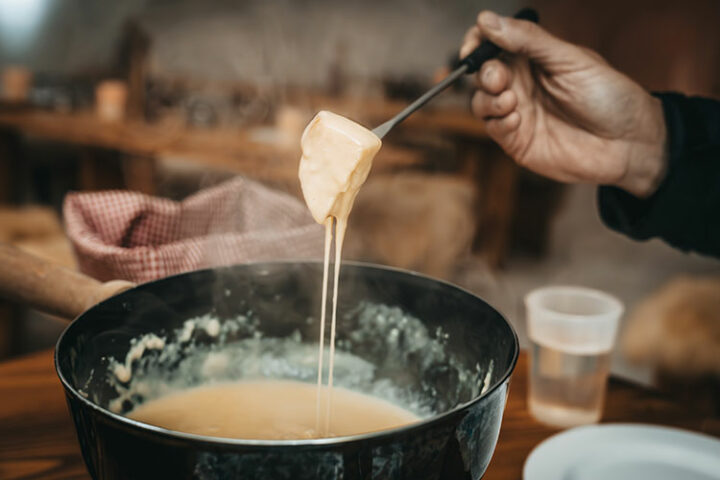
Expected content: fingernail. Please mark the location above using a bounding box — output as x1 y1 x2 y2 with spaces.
481 11 501 30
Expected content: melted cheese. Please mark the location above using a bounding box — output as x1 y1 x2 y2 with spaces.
298 110 382 435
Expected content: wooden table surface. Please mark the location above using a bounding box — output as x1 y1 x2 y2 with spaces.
1 349 717 480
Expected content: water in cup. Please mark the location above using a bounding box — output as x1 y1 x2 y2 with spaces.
528 340 611 427
525 286 623 428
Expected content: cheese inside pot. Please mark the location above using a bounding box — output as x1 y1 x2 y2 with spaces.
298 110 382 224
128 380 419 440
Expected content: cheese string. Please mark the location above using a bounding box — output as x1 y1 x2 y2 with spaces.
315 217 333 433
324 215 346 434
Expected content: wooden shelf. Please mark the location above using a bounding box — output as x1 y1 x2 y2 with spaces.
0 109 426 179
288 92 487 139
0 103 520 268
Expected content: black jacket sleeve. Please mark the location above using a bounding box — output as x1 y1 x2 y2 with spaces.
597 92 720 257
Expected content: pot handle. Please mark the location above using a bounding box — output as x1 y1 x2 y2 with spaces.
0 243 135 320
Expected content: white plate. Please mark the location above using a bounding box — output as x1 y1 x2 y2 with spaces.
523 424 720 480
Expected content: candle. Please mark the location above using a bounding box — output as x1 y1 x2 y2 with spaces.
95 80 128 122
275 105 310 146
1 66 32 103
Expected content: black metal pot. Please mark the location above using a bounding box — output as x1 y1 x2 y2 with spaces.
55 262 518 479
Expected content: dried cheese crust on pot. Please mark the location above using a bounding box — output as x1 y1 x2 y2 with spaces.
299 111 382 224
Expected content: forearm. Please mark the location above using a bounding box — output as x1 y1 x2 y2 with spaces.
598 93 720 257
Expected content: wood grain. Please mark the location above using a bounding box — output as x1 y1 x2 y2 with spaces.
0 350 717 480
0 243 134 320
0 350 87 480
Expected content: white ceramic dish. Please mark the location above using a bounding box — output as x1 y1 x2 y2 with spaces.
523 424 720 480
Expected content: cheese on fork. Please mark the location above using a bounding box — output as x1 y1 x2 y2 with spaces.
299 111 382 224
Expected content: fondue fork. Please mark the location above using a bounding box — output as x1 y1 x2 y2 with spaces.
372 7 539 139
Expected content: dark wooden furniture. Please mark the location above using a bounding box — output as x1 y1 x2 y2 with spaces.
0 99 528 267
0 110 422 192
1 349 717 480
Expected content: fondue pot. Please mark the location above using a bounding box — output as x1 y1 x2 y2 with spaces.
0 244 518 479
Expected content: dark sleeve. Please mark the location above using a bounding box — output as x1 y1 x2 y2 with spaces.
597 92 720 257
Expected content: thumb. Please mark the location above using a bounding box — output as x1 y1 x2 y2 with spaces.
477 11 575 64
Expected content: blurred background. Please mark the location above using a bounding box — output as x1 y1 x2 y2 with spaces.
1 0 719 407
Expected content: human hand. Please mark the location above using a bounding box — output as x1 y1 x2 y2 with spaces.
461 11 667 197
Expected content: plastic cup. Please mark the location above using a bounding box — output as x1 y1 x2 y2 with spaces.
525 286 623 428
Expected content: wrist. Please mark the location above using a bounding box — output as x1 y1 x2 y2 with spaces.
616 95 668 198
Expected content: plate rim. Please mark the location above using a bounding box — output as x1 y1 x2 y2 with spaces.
523 423 720 480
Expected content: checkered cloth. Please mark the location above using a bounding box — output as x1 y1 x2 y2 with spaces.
63 177 324 283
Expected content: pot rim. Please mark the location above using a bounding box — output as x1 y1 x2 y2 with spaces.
55 260 519 448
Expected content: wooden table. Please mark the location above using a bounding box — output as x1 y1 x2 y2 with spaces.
1 350 717 480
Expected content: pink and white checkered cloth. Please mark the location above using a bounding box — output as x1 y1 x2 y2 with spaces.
63 176 324 283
